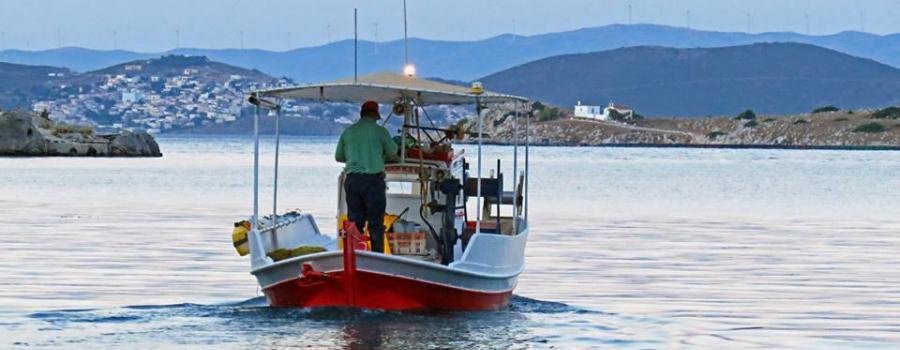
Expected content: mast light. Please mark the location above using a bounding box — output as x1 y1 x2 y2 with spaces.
403 64 416 78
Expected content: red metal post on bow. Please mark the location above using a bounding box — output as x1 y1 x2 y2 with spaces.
341 221 362 306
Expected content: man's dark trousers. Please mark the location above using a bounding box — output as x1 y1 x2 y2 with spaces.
344 173 387 253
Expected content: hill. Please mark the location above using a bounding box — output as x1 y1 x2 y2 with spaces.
0 62 71 108
0 55 278 109
90 55 272 82
0 55 289 132
3 25 900 82
479 43 900 117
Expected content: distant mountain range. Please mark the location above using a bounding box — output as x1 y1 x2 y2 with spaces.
481 43 900 117
4 40 900 120
2 24 900 82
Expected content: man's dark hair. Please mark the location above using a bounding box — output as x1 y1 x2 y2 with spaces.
361 110 380 119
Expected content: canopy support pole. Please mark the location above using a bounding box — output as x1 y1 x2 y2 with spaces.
525 101 530 226
475 97 483 234
512 103 519 234
250 94 267 267
272 102 281 231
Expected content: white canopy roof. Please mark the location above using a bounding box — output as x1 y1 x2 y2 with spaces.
253 71 529 105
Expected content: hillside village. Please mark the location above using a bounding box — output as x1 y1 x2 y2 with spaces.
27 56 292 133
5 55 471 135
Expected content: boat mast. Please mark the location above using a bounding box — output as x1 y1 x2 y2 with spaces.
403 0 409 65
399 0 410 162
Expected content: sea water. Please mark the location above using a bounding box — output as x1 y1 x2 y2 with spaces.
1 136 899 349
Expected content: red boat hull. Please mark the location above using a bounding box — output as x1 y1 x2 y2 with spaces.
263 269 513 311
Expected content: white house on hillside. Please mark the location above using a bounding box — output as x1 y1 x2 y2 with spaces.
574 101 606 120
574 101 634 121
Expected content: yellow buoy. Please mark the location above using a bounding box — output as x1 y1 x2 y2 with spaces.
232 221 251 256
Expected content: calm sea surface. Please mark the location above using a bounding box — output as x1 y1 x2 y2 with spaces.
1 136 899 349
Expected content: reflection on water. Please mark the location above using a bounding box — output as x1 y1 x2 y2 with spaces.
10 296 666 349
2 136 900 349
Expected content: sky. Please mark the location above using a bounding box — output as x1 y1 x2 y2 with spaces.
0 0 898 52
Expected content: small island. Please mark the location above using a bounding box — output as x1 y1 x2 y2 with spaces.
0 109 161 157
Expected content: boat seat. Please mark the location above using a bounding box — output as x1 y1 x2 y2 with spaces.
486 175 524 204
463 177 502 199
465 219 517 236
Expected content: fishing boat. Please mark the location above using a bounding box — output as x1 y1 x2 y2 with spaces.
232 70 532 310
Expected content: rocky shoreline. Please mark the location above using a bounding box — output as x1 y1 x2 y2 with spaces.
469 105 900 149
0 110 162 157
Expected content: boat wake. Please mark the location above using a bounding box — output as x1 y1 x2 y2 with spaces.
16 296 670 349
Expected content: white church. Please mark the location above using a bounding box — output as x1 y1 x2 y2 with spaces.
574 101 634 121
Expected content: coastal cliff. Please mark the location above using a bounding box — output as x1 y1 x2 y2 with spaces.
0 110 161 157
473 105 900 148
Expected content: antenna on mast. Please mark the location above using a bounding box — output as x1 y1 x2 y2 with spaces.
374 22 380 54
805 13 810 35
354 8 358 83
403 0 409 65
628 4 633 25
746 13 751 33
401 0 415 77
860 11 865 32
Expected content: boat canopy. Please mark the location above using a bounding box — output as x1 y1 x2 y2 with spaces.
253 71 529 105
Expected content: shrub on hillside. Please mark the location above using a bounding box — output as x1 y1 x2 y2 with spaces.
872 106 900 119
812 106 839 114
706 131 727 139
833 117 849 122
493 113 510 127
793 119 809 125
853 122 887 133
607 109 641 123
536 106 566 122
738 109 757 120
529 101 567 122
52 123 94 137
763 118 776 123
744 120 759 128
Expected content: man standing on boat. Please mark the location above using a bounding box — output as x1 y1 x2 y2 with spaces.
335 101 399 253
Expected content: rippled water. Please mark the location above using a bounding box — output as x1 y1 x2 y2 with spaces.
1 136 899 349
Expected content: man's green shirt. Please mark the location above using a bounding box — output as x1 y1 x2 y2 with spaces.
335 118 399 174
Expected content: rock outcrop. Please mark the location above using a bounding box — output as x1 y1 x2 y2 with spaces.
0 110 162 157
109 131 162 157
0 110 47 154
